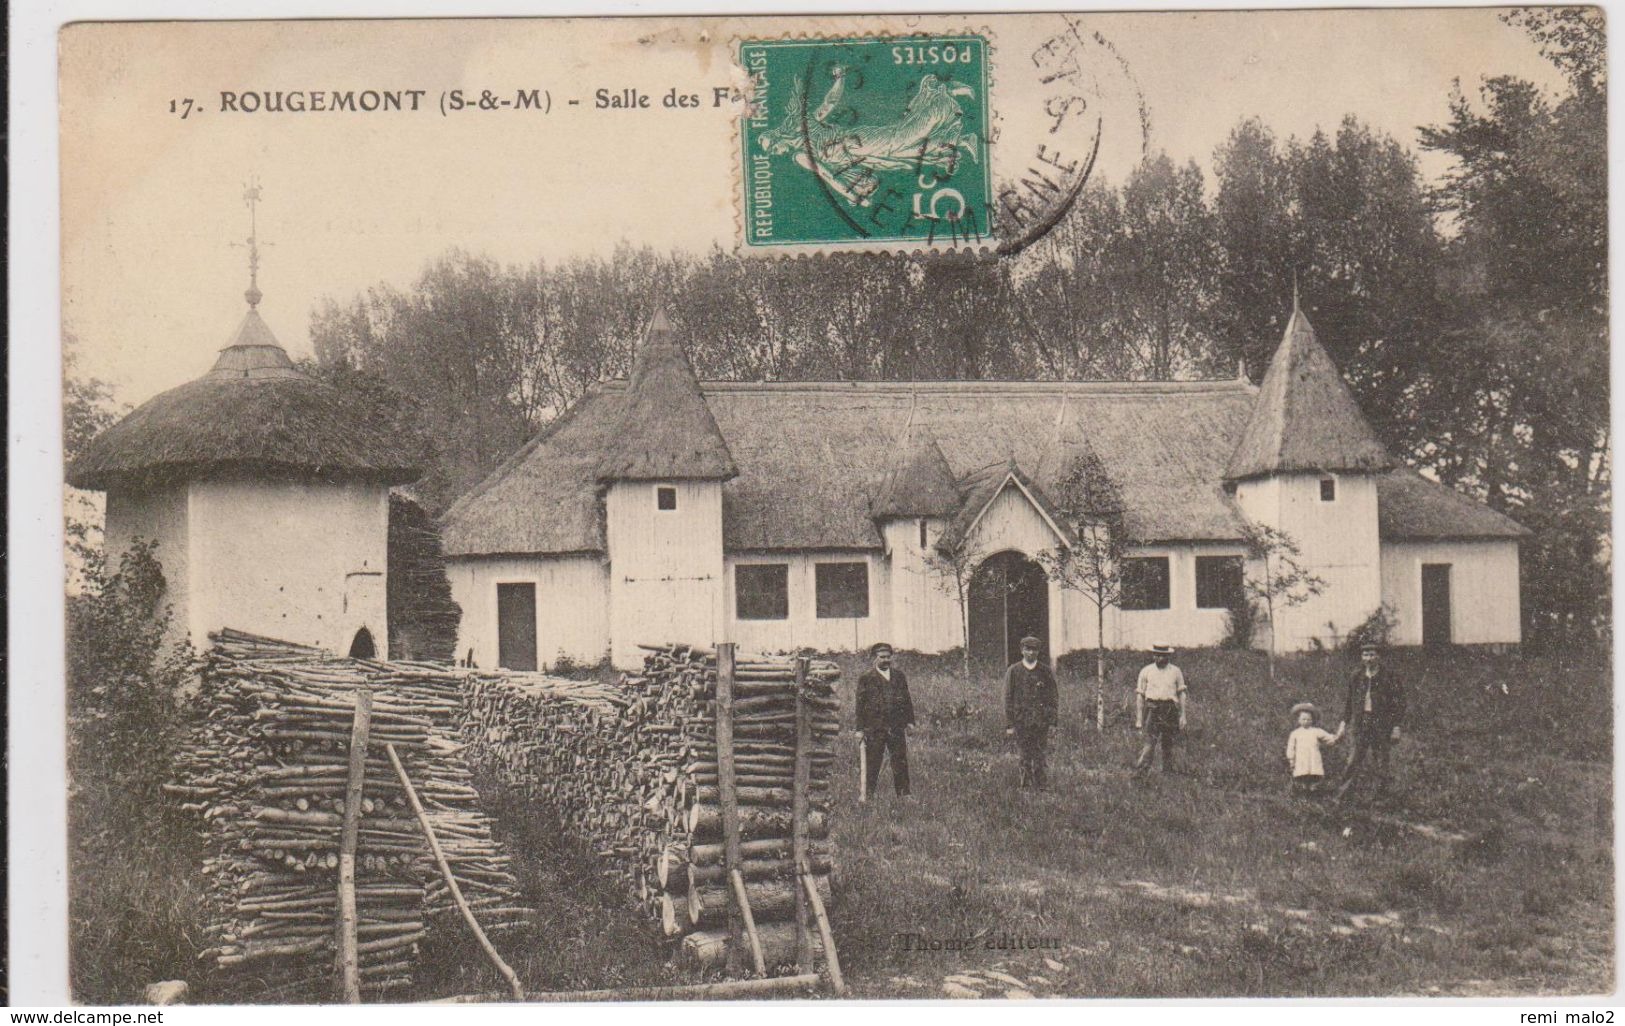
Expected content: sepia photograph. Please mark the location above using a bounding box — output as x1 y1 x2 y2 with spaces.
18 3 1613 1007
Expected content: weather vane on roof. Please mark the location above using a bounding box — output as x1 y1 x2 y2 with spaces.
234 175 272 310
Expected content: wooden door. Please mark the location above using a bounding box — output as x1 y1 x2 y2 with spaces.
497 582 538 670
1421 563 1452 647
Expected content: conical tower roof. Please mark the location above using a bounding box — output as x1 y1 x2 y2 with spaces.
596 308 737 481
871 412 959 518
1224 302 1393 481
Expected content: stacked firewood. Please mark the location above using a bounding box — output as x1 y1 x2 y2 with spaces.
462 643 839 971
170 631 531 1000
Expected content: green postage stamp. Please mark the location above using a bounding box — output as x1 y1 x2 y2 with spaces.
739 35 994 251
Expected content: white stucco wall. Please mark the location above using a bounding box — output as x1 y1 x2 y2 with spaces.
1380 540 1522 645
1233 472 1383 650
187 479 389 654
103 482 191 651
878 518 962 653
724 551 886 654
606 481 725 667
446 553 610 668
1106 544 1252 652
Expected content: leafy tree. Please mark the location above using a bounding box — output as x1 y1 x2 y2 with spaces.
67 540 193 816
1240 522 1327 680
1419 8 1609 650
64 332 126 585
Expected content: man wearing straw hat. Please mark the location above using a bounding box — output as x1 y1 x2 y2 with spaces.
1004 636 1058 789
1334 642 1406 802
856 642 915 801
1134 644 1187 775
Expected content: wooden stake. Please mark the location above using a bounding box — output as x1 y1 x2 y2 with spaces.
729 868 767 976
336 688 372 1004
386 743 525 1000
791 655 813 972
801 866 846 996
715 642 743 974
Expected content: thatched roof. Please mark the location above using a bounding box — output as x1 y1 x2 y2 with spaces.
594 309 738 482
1376 468 1530 541
936 460 1077 553
870 415 960 519
67 333 422 491
1225 305 1394 481
442 379 1263 556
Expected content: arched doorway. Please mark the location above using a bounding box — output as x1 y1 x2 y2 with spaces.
348 627 377 660
968 551 1050 671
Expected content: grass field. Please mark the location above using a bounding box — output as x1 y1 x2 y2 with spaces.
68 646 1612 1001
821 647 1614 998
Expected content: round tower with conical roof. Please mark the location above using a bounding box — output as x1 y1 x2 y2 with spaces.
68 189 420 655
1223 298 1394 650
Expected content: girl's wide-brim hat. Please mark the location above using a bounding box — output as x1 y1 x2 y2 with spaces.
1290 702 1319 721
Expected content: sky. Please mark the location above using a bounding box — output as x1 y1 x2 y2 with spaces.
59 10 1568 407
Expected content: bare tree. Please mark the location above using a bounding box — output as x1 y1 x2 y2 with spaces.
919 538 984 684
1240 522 1328 680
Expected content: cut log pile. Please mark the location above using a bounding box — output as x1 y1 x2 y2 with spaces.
169 631 532 1001
462 643 840 971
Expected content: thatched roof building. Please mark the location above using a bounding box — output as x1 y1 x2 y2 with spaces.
442 303 1529 670
67 309 421 491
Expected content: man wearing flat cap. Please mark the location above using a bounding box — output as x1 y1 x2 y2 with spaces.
1334 642 1406 802
856 642 915 800
1134 644 1187 775
1004 636 1058 789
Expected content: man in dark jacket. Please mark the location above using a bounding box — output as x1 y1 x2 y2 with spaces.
1334 643 1406 802
1004 636 1059 789
856 642 915 799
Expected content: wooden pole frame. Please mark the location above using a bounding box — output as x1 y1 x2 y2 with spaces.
386 743 525 1000
335 688 373 1004
713 643 767 974
791 655 813 972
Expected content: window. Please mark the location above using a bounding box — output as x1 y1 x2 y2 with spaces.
735 564 789 620
1319 477 1336 502
919 519 928 550
1121 557 1171 610
657 486 678 511
815 562 870 619
496 583 538 671
1195 555 1244 609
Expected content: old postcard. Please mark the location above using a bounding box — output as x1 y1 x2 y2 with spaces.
47 8 1609 1006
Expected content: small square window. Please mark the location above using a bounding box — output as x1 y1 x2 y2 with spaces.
1319 477 1336 502
657 486 677 511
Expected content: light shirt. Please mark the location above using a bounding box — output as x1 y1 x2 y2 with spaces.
877 668 891 681
1021 659 1038 670
1363 668 1376 712
1137 663 1186 701
1286 726 1338 777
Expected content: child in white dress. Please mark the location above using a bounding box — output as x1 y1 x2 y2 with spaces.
1285 702 1341 796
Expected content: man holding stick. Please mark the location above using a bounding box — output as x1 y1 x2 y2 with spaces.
856 642 915 801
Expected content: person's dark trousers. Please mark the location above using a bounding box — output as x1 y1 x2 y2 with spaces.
1016 726 1050 788
1291 774 1323 798
864 729 911 796
1134 700 1178 773
1335 726 1391 800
